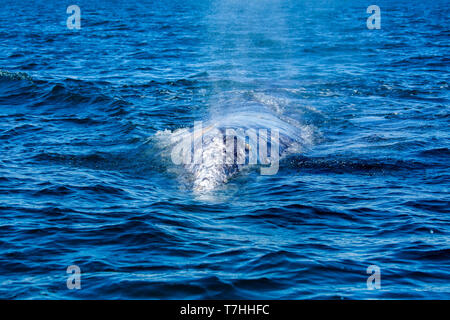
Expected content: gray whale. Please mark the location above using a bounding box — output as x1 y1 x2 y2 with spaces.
155 110 313 192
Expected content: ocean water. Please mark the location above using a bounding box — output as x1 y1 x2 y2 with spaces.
0 0 449 299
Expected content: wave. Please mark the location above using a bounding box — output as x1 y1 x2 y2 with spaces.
0 70 32 82
284 156 438 173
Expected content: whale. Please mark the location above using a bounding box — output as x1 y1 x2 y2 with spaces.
154 108 313 192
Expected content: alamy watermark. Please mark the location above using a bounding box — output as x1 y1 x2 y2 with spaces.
367 5 381 30
67 5 81 30
366 265 381 290
65 5 380 31
66 265 81 289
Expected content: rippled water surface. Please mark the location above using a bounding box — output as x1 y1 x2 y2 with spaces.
0 0 449 299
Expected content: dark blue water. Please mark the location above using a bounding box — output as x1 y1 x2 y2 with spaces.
0 0 449 299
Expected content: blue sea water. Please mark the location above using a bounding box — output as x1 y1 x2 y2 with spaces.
0 0 449 299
